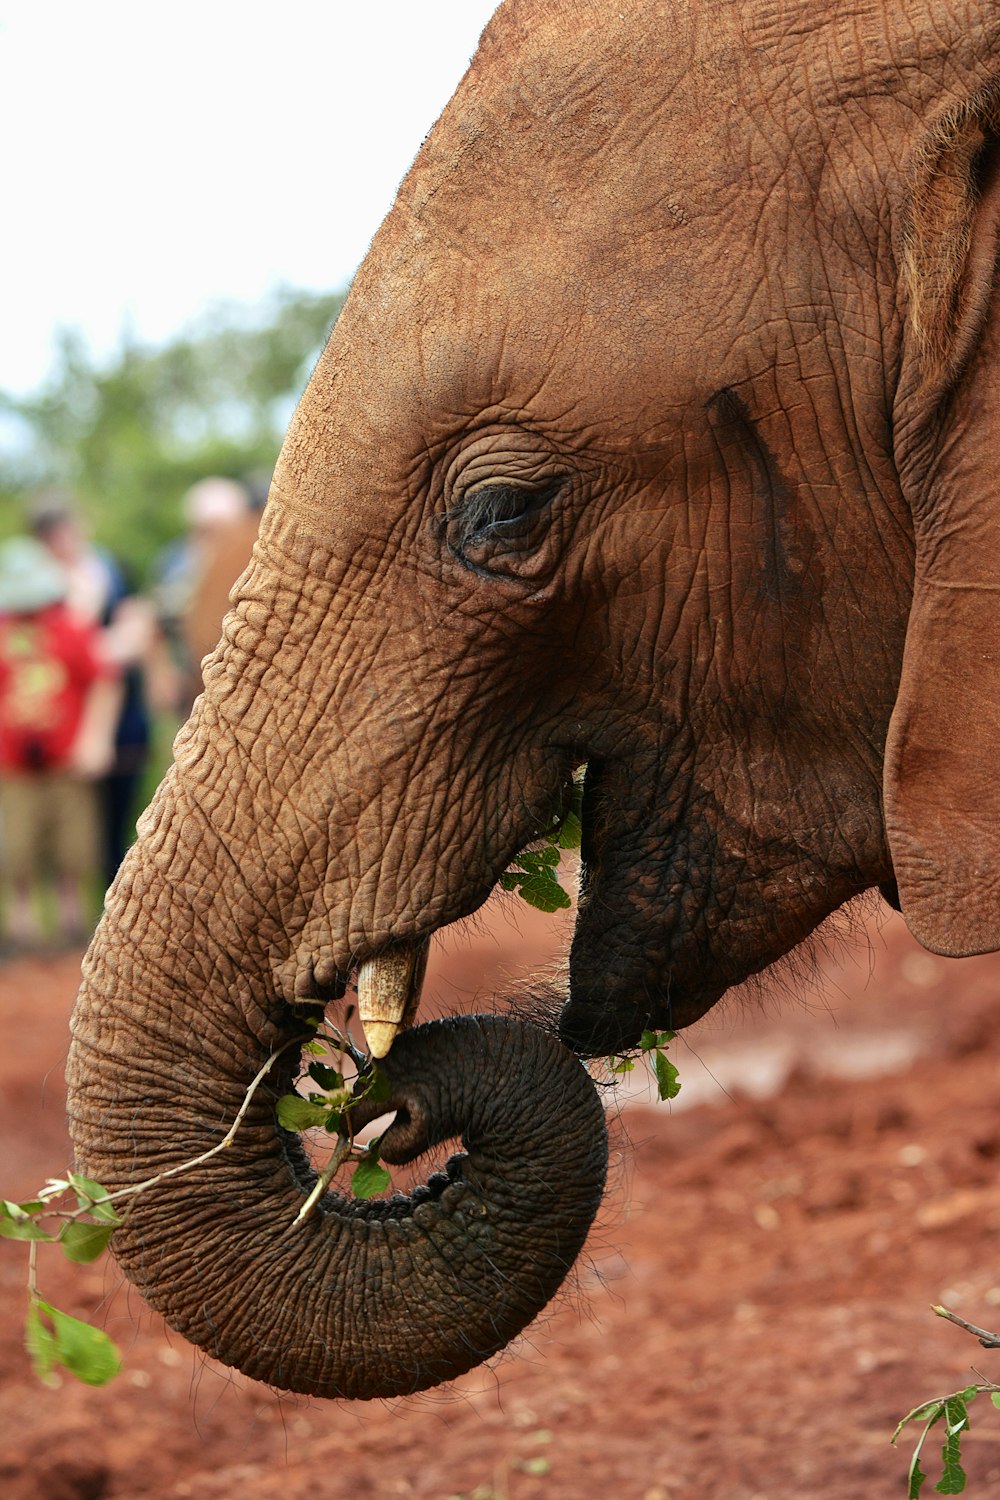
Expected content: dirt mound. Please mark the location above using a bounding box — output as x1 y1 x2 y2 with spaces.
3 900 1000 1498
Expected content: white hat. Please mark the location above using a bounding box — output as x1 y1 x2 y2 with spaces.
0 536 68 612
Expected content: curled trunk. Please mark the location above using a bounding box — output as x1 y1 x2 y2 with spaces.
67 966 607 1399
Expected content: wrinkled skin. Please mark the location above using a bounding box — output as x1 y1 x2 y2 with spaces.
68 0 1000 1398
69 1013 607 1398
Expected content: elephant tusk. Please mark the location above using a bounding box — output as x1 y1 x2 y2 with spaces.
357 939 430 1058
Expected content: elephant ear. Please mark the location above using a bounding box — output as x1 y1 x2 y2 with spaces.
884 80 1000 955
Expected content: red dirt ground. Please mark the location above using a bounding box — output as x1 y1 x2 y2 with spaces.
3 896 1000 1499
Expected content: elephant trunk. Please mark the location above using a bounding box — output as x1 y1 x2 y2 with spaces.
66 829 607 1399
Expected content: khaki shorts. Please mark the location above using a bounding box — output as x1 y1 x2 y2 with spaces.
0 772 99 883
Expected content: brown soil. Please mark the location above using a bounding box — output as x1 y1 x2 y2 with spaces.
3 897 1000 1499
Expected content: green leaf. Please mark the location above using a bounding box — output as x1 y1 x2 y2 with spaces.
0 1219 53 1241
301 1039 326 1055
276 1094 332 1131
319 1087 355 1121
0 1202 53 1241
943 1398 970 1437
900 1402 945 1499
639 1029 677 1051
58 1220 116 1264
25 1301 58 1385
935 1441 967 1493
935 1466 967 1495
351 1156 391 1199
31 1300 121 1386
361 1068 392 1106
307 1061 344 1090
896 1403 945 1436
66 1174 121 1224
990 1393 1000 1410
513 872 572 912
67 1172 109 1199
556 810 582 850
652 1050 681 1101
4 1198 44 1216
909 1452 928 1500
934 1400 969 1494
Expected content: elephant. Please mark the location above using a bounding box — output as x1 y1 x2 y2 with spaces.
67 0 1000 1400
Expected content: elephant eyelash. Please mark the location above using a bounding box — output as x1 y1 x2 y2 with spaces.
443 481 560 566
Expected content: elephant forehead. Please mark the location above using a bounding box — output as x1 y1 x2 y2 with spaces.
271 0 986 542
396 0 981 258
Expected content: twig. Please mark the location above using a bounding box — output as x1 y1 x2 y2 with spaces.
292 1135 354 1226
934 1305 1000 1349
95 1035 303 1209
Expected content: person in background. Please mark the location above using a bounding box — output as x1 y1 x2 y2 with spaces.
152 476 253 715
182 472 267 678
28 494 120 625
0 536 119 953
28 496 165 888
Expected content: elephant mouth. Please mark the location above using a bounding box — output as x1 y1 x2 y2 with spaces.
349 763 723 1065
351 769 585 1059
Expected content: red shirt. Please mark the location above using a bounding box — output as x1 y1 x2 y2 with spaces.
0 603 103 773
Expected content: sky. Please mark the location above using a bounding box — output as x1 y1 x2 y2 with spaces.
0 2 501 397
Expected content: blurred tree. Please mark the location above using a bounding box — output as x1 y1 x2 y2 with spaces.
0 284 344 581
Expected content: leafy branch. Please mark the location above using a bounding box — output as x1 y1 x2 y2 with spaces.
894 1306 1000 1496
499 774 583 912
607 1028 682 1102
500 773 682 1106
3 1020 393 1388
3 1173 125 1388
275 1016 395 1221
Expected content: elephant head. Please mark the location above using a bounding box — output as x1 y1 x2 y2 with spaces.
67 0 1000 1397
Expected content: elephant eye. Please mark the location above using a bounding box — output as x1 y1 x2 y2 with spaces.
444 480 559 575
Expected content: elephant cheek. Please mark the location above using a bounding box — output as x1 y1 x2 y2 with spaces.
561 906 729 1056
559 818 731 1055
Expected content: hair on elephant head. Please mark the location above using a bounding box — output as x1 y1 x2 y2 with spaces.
68 0 1000 1398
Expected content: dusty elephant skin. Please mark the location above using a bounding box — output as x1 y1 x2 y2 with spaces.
68 1012 606 1399
68 0 1000 1397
